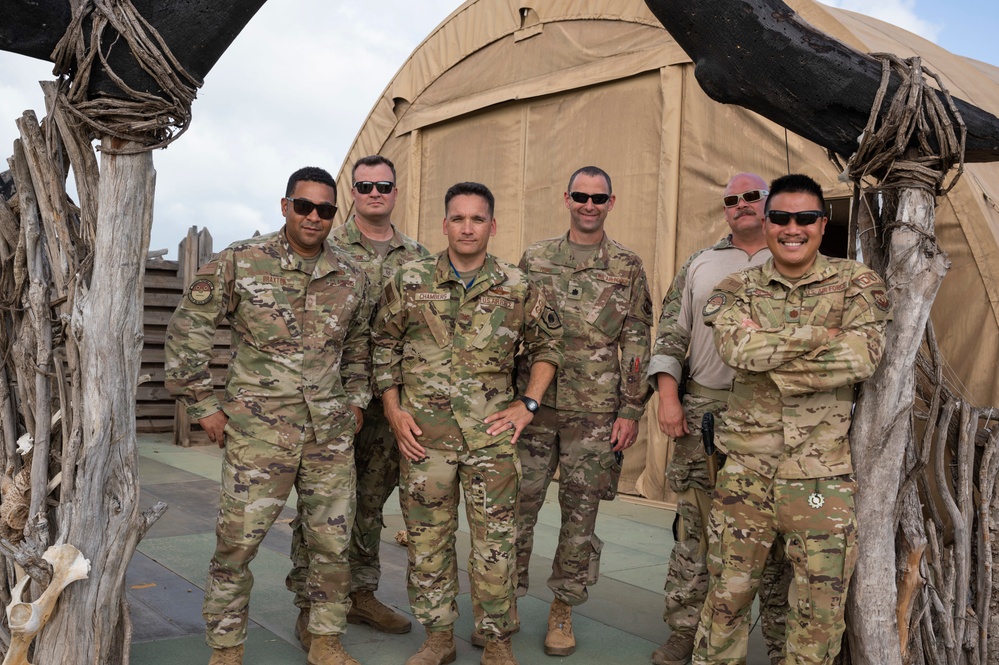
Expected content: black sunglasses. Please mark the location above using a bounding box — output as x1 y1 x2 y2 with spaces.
722 189 768 207
569 191 611 205
353 181 395 195
766 210 825 226
286 197 337 220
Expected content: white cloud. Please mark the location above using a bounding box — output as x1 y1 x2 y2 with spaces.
0 0 462 257
820 0 941 43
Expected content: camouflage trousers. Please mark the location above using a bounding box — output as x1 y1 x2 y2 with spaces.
204 417 356 648
287 400 399 606
515 407 618 605
693 461 857 665
401 442 520 638
663 392 791 661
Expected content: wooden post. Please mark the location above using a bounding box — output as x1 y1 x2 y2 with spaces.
847 187 949 665
34 137 166 665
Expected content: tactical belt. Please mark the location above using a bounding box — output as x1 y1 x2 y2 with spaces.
684 379 731 402
731 381 855 402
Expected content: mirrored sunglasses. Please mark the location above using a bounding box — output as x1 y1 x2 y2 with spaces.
569 191 611 205
353 181 395 195
722 189 768 207
766 210 825 227
286 197 337 220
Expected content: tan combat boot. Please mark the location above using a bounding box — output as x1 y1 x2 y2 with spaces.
481 637 519 665
405 628 457 665
651 627 696 665
307 634 360 665
544 599 575 656
347 590 412 633
207 644 243 665
295 607 313 651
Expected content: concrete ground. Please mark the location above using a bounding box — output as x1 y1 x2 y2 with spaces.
128 432 770 664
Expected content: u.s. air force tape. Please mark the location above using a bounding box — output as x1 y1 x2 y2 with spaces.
188 279 214 305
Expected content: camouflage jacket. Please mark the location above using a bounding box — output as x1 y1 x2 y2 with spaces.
648 236 770 391
517 233 652 420
330 217 429 395
329 216 429 311
704 254 891 479
165 229 372 448
373 251 563 451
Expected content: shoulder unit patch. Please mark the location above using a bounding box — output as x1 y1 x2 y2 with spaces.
188 279 214 305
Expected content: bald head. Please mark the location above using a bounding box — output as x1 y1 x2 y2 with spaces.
723 172 769 248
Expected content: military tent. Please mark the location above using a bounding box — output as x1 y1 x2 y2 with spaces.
332 0 999 503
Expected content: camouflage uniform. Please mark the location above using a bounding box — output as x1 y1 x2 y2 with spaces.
649 236 790 657
693 254 891 664
165 230 372 648
286 217 428 606
514 232 652 606
372 251 562 638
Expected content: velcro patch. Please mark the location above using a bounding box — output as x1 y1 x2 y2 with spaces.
542 305 562 329
852 271 882 289
530 266 560 274
597 273 629 286
196 259 218 276
745 287 775 298
871 289 891 311
188 279 214 305
806 283 848 297
329 278 357 288
480 296 514 310
702 293 727 318
714 275 742 293
262 275 288 285
416 292 451 301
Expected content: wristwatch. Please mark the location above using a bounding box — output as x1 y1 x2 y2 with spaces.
517 396 540 413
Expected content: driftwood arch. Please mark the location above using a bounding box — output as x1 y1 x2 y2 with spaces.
2 1 999 663
0 1 264 662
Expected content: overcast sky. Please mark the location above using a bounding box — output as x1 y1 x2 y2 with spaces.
0 0 996 258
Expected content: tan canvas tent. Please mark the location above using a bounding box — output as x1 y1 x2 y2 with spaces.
333 0 999 503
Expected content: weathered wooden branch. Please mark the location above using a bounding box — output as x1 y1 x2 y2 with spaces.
0 1 266 101
642 0 999 161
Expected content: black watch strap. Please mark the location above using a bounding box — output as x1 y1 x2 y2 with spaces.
518 396 540 413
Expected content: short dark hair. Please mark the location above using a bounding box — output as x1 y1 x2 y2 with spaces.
567 166 612 194
351 155 397 183
766 174 825 213
444 182 495 218
286 166 336 201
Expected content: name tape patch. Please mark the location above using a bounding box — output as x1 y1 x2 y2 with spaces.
416 292 451 301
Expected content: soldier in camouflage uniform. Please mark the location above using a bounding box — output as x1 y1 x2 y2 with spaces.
648 173 791 665
373 182 563 665
287 156 427 645
694 174 891 665
513 166 652 657
165 167 371 665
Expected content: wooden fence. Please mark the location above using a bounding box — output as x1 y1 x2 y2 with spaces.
138 226 223 445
